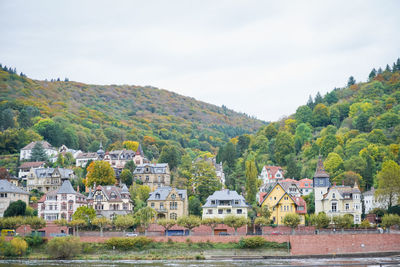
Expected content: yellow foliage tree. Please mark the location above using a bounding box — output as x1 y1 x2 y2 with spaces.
86 161 116 187
123 140 139 151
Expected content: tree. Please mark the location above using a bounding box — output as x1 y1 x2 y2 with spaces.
312 103 330 127
309 212 330 231
85 161 116 187
295 105 313 124
54 218 68 227
223 215 248 235
274 131 294 166
360 219 370 229
245 160 258 204
56 154 65 167
129 183 151 210
303 191 315 214
4 200 26 217
0 108 15 129
26 216 46 234
157 219 177 236
68 219 86 236
124 160 136 173
120 169 133 187
72 206 96 226
134 207 157 234
332 214 353 232
122 140 139 151
158 145 180 170
376 160 400 208
191 160 221 203
188 196 202 216
254 217 269 235
347 76 356 86
113 215 135 234
283 213 301 234
202 218 223 236
92 217 111 237
320 135 338 158
381 214 400 233
368 68 377 81
0 168 10 180
30 142 47 162
323 152 344 177
1 216 25 230
177 215 201 236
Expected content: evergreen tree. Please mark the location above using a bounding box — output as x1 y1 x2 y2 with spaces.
377 67 383 74
306 95 314 109
31 142 48 161
314 92 323 105
347 76 356 86
385 64 391 72
368 68 377 81
245 160 258 204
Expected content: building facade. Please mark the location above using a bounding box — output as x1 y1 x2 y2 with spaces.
37 180 87 221
133 163 171 191
299 178 313 196
87 184 133 219
0 180 29 217
147 187 188 220
202 189 250 219
363 187 388 214
20 141 57 161
259 165 285 185
313 157 362 224
18 161 46 179
25 167 75 193
260 182 306 225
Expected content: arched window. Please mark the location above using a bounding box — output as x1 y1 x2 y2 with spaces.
170 213 177 220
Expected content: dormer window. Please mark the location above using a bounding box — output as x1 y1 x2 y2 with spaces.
156 193 160 199
171 194 176 200
332 193 336 199
110 192 117 199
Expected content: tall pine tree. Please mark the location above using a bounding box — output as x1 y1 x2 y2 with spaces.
245 160 258 205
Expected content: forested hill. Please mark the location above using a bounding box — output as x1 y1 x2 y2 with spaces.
217 58 400 195
0 64 265 158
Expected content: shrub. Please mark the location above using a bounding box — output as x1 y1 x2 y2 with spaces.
238 236 267 248
10 238 28 256
24 234 46 247
105 237 153 250
47 236 82 259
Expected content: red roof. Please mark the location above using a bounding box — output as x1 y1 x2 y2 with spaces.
263 166 284 179
19 161 45 169
259 192 267 204
292 196 307 214
299 178 313 188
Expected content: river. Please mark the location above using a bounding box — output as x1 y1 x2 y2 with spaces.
0 257 400 267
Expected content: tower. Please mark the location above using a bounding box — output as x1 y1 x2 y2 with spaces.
313 156 330 214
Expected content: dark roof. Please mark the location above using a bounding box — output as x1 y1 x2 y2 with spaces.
19 161 46 169
313 156 329 178
34 168 74 179
148 187 187 201
133 163 169 174
0 180 29 195
76 152 98 159
21 141 54 150
202 189 250 208
57 180 76 194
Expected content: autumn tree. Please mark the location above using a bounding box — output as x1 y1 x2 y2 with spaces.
72 206 96 225
86 161 116 187
122 140 139 151
283 213 301 234
376 160 400 208
113 215 135 234
245 160 258 204
190 160 221 203
92 217 111 237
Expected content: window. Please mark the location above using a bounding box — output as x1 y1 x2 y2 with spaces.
170 213 177 220
145 176 149 182
110 192 117 199
171 194 176 200
170 202 177 210
151 203 155 208
160 203 164 209
156 193 160 199
234 200 239 205
207 209 213 214
305 183 308 186
284 197 288 200
332 202 337 212
227 209 231 214
274 197 276 200
345 203 349 210
69 204 73 210
218 209 223 214
237 209 242 214
332 193 336 199
211 200 216 205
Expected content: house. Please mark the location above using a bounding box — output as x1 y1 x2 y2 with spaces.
202 189 250 219
133 144 148 165
0 180 30 217
133 163 171 191
37 180 87 221
260 182 307 225
19 141 57 161
87 184 133 220
18 161 46 179
258 178 301 204
259 165 285 185
363 187 387 214
314 157 362 224
75 152 99 167
103 149 135 169
24 167 75 193
147 187 188 220
58 145 82 159
298 178 313 196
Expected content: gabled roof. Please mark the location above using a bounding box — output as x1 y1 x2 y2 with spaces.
135 144 144 156
93 185 130 202
202 189 250 208
133 163 169 174
34 168 74 179
263 165 284 179
76 152 98 159
57 180 76 194
260 182 307 212
21 141 54 150
19 161 46 169
0 180 29 195
148 186 187 201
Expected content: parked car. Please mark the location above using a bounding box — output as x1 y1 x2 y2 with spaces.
126 232 138 237
218 232 230 236
270 231 282 235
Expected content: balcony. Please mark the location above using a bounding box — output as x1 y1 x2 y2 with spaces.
156 208 168 213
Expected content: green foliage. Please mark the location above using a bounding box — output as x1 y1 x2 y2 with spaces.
47 236 82 259
4 200 26 217
120 169 133 187
360 219 371 229
245 160 258 204
159 145 181 170
332 215 353 229
24 234 46 247
223 215 248 235
190 160 221 203
177 216 201 234
238 236 266 248
309 212 330 229
30 142 47 162
283 213 301 230
26 216 46 231
381 214 400 230
133 207 157 231
105 237 153 250
114 215 135 232
188 196 202 216
376 160 400 208
72 206 96 225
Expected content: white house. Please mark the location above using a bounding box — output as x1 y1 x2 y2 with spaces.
20 141 57 161
202 189 250 219
259 165 285 185
363 187 388 214
38 180 87 221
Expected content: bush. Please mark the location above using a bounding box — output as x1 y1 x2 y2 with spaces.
47 236 82 259
238 236 267 248
10 238 28 256
24 234 46 247
105 237 153 250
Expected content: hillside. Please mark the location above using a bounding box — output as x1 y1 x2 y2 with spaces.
217 58 400 195
0 65 265 160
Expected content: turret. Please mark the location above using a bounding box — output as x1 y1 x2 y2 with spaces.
313 156 330 213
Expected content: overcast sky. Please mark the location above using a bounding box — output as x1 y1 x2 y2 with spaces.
1 0 399 121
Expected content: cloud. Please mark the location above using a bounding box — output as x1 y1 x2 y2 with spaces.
0 0 399 121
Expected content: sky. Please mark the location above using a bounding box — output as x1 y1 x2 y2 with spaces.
1 0 399 122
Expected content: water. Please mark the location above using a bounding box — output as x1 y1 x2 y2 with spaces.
0 257 400 267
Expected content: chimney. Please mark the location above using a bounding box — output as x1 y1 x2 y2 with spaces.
77 185 80 192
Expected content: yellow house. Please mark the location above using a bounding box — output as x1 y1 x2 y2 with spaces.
260 182 307 225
